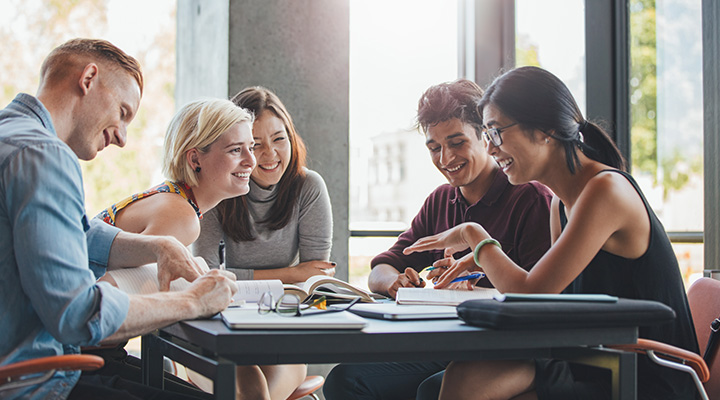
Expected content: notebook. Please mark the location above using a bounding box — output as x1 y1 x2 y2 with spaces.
396 287 500 306
220 308 368 330
346 303 458 320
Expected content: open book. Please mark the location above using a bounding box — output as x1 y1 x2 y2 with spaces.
283 275 380 303
105 263 284 305
396 287 500 306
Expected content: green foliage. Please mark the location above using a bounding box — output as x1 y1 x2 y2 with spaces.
630 0 657 182
630 0 704 201
516 35 540 67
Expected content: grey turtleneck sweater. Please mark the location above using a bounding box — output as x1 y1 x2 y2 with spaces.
192 168 333 280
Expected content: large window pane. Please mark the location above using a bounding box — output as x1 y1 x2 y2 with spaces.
515 0 586 114
629 0 703 285
349 0 458 286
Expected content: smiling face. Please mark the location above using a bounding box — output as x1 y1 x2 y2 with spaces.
425 118 496 191
483 103 549 185
195 121 256 198
250 111 292 188
69 68 141 161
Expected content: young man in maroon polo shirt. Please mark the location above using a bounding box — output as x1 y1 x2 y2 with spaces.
324 79 553 400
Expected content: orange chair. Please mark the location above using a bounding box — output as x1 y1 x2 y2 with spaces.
611 277 720 400
186 366 324 400
0 354 104 392
286 375 324 400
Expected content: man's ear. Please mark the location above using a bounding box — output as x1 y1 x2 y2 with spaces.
78 63 99 95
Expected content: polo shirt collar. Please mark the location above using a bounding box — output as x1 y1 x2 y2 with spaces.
451 169 509 207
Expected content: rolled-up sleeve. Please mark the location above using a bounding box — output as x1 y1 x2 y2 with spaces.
87 217 121 278
6 142 129 346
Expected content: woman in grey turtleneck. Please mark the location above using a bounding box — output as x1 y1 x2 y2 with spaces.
192 86 333 400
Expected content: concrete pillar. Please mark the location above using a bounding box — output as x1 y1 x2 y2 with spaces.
176 0 351 281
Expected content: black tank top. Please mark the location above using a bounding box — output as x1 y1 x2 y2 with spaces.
559 169 699 399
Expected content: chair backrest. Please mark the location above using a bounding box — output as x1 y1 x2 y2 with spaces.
687 277 720 397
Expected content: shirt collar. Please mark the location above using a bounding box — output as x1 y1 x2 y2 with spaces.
7 93 57 137
450 169 509 207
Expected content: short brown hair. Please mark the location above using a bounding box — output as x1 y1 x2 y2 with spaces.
41 38 144 95
416 79 484 138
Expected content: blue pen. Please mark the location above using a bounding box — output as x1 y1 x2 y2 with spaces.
450 273 485 283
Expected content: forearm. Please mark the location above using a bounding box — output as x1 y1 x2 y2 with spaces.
368 264 401 296
463 225 533 293
102 291 199 343
106 232 178 270
254 267 294 282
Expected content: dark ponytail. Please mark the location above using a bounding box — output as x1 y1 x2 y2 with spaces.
578 120 626 171
479 66 626 173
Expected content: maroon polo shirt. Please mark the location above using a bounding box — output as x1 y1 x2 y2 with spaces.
371 169 553 281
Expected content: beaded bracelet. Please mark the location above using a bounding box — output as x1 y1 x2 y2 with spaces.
472 238 502 267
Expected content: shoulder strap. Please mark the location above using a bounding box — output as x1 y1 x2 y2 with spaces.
704 317 720 365
558 201 568 229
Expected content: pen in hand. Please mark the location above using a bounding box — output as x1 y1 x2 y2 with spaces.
449 273 485 284
218 240 226 270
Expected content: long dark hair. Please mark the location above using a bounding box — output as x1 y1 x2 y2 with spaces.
479 66 626 173
216 86 308 241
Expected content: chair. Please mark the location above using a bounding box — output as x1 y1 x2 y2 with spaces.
0 354 104 392
185 367 324 400
286 375 324 400
610 277 720 400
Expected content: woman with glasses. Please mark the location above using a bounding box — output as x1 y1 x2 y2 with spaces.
404 66 698 400
192 87 333 400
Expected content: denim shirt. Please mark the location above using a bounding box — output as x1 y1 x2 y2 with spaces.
0 94 130 399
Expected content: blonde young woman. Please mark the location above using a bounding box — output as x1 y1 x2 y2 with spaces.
191 87 331 399
404 67 698 400
98 98 304 400
97 98 256 246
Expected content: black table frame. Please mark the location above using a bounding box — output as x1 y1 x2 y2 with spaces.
141 317 638 400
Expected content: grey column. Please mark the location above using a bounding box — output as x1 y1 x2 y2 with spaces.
176 0 351 280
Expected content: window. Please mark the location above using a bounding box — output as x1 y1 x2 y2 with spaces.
0 0 176 216
348 0 459 288
515 0 586 114
629 0 703 286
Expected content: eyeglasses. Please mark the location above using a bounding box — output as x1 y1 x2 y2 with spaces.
258 292 360 317
482 122 517 147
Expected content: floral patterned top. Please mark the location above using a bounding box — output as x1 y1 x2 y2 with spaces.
96 180 202 226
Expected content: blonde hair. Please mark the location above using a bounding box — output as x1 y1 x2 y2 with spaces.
162 99 254 186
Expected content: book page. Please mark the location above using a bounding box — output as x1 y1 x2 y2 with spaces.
295 275 374 302
107 264 284 303
396 287 499 306
109 264 190 294
234 279 284 303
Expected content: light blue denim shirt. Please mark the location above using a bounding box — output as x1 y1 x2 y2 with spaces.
0 94 130 399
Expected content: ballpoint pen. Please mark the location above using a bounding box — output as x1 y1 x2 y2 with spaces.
449 273 485 283
218 240 226 270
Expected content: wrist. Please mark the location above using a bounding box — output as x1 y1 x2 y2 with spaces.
473 238 502 267
151 235 180 258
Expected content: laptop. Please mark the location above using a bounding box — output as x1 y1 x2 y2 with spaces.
345 303 458 321
221 308 368 330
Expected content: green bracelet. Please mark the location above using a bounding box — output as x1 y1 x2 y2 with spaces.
473 238 501 267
